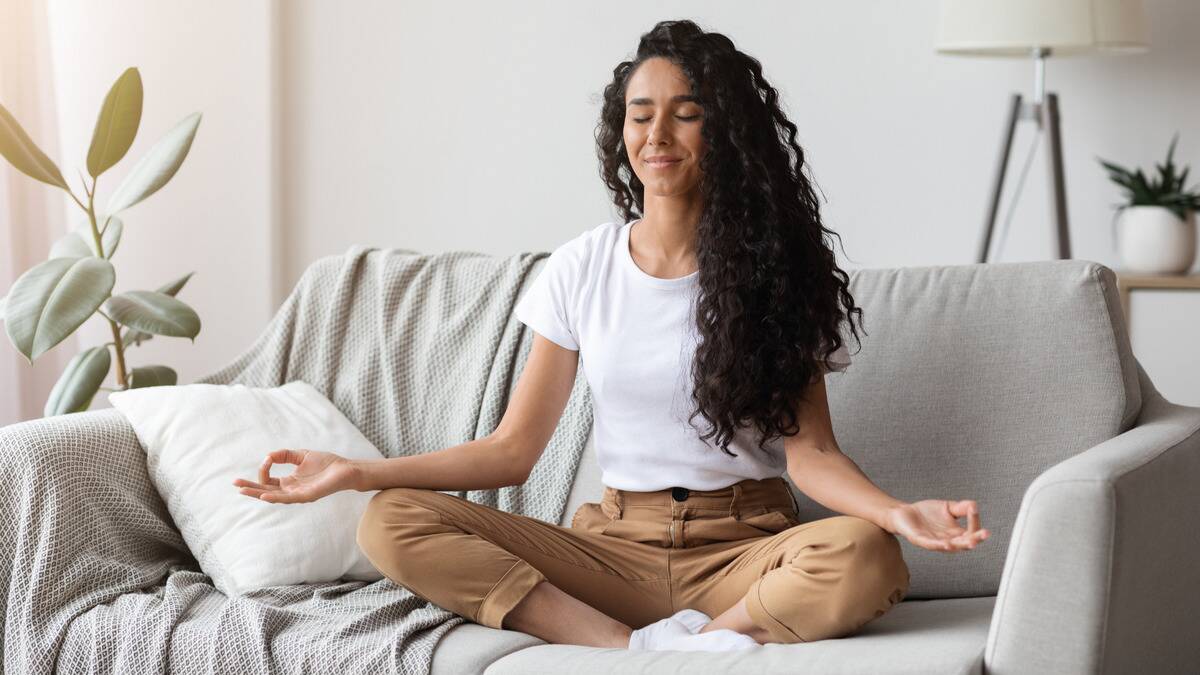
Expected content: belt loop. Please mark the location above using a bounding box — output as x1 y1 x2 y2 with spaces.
729 483 741 517
615 490 624 518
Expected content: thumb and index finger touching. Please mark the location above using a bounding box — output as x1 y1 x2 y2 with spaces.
258 448 307 486
231 448 306 496
945 499 989 538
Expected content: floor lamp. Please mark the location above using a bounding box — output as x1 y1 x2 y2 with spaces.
935 0 1149 264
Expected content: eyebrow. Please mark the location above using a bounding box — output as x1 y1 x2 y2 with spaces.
626 94 701 107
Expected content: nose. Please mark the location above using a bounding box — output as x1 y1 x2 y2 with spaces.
648 117 672 146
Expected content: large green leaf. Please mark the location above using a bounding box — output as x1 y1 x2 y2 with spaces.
4 256 116 363
49 216 124 260
102 290 200 340
0 103 69 190
44 345 112 416
106 112 201 214
129 365 177 389
121 271 194 346
87 67 143 178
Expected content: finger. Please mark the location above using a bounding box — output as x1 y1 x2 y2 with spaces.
260 449 302 486
949 536 976 550
239 487 299 504
916 534 954 552
238 486 271 499
267 448 306 465
232 478 269 491
946 499 977 520
968 507 981 533
951 529 988 548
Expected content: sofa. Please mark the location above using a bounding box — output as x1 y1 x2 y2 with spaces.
431 258 1200 675
2 253 1197 674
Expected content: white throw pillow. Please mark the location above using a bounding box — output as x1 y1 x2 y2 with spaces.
108 379 386 596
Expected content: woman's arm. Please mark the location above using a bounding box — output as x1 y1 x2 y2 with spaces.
351 436 527 492
353 332 582 493
783 375 989 552
782 376 904 531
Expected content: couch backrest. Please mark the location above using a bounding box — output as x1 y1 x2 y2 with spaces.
553 259 1141 600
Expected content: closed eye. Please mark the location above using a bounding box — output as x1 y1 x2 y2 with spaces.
632 115 701 123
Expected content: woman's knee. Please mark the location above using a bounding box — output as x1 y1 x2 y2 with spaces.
795 516 908 631
356 487 445 557
829 515 909 588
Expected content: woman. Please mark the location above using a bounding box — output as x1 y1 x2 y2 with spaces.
233 20 989 652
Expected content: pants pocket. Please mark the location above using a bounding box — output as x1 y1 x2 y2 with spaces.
570 502 615 535
681 508 799 546
736 509 800 535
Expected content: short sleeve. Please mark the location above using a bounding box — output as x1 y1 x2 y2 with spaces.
514 246 580 351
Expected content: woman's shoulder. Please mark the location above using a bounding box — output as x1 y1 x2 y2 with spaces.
562 220 623 251
547 220 624 265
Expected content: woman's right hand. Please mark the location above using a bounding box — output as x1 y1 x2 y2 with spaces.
232 448 358 504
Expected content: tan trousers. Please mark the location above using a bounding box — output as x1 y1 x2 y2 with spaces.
356 476 909 644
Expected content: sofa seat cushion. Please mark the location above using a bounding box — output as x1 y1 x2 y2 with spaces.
431 623 548 675
467 596 992 675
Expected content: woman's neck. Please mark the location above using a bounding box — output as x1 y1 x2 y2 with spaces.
636 196 703 272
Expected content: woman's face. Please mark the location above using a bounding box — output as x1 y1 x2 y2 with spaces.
623 57 706 198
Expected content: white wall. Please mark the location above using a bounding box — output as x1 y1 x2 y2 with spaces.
279 0 1200 403
4 0 1198 426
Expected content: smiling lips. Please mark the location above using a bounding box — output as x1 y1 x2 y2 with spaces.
645 157 682 169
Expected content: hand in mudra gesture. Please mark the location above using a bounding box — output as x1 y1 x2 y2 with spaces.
885 499 990 553
232 449 357 504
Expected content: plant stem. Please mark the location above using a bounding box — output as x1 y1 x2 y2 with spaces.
83 176 129 389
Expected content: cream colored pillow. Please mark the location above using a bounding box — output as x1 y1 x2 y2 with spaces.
108 380 386 595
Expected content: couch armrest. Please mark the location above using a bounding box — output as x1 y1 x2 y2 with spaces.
984 377 1200 675
0 408 191 664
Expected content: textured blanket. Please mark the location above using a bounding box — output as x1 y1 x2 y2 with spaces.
0 243 593 673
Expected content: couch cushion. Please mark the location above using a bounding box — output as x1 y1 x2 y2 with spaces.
481 596 992 675
431 623 547 675
815 260 1139 598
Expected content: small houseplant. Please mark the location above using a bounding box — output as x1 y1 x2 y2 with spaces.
0 67 203 417
1097 133 1200 274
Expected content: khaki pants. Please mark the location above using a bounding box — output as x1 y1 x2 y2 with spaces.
356 476 909 643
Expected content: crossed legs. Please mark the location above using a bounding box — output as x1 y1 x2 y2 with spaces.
357 488 909 647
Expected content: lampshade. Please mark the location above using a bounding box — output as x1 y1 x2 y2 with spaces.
936 0 1149 57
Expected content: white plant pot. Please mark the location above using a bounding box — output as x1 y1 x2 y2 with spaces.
1114 206 1197 274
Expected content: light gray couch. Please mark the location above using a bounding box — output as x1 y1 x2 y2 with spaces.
3 256 1196 674
432 258 1200 675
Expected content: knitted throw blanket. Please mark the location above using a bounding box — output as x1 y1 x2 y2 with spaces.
0 243 592 673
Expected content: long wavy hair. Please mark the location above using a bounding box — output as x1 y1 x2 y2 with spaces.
595 19 865 457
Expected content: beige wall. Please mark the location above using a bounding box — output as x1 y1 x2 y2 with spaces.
4 0 1198 425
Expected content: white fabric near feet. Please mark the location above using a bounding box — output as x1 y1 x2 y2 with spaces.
668 609 712 635
628 609 761 651
627 609 711 650
658 627 761 652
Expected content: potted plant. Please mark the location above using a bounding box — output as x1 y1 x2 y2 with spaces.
0 67 203 417
1098 133 1200 274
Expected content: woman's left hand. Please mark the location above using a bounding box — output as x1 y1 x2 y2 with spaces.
883 499 990 553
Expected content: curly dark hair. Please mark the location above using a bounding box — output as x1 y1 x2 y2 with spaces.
594 19 865 457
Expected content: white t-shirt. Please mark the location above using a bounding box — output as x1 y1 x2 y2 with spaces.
513 219 851 491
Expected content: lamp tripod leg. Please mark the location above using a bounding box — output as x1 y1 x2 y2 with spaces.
979 93 1023 264
1043 92 1072 259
